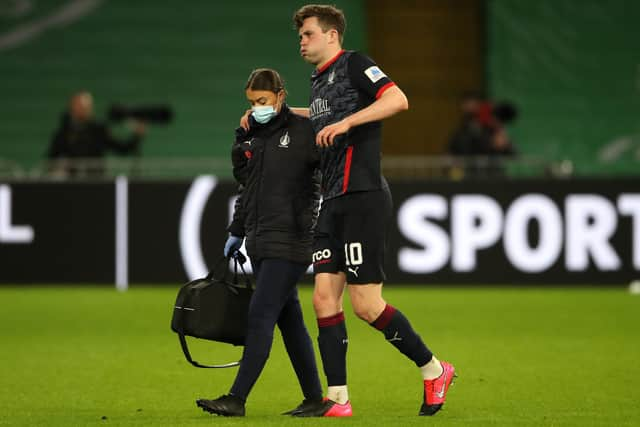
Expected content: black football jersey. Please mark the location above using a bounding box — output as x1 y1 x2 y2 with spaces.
309 50 395 199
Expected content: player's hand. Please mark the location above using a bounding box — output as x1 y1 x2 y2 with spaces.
240 109 252 131
316 119 350 147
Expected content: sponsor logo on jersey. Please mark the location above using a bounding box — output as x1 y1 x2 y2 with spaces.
310 98 331 120
328 70 336 85
313 248 332 265
364 66 386 83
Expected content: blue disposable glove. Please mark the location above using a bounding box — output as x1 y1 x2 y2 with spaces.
224 234 244 257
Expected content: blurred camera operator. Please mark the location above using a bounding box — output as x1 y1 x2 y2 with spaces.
447 94 518 177
46 91 146 177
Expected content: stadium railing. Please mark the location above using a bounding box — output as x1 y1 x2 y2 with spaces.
0 155 591 181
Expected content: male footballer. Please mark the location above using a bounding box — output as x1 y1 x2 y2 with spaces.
290 4 456 417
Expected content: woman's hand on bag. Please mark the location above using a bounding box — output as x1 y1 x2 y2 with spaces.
224 234 244 257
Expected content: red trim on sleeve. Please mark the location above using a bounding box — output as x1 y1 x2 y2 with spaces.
342 146 354 194
317 49 346 74
375 82 396 99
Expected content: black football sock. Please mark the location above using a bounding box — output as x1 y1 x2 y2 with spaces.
317 312 348 386
370 304 433 367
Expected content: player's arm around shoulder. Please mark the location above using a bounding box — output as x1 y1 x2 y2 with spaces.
290 107 310 118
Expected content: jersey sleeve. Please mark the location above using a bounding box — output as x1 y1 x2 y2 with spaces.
347 52 396 100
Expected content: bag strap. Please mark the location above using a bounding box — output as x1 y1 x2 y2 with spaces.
204 253 251 290
205 256 230 281
178 333 241 369
231 253 253 290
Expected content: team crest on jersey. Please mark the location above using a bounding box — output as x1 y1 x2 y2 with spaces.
328 70 336 85
364 66 386 83
278 131 290 148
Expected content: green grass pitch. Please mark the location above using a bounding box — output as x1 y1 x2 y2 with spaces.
1 285 639 426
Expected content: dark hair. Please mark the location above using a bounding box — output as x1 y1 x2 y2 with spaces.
245 68 285 93
293 4 346 44
245 68 284 93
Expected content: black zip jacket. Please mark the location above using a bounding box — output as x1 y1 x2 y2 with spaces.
227 105 321 265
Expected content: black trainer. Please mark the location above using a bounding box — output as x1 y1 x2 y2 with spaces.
282 397 324 415
196 394 245 417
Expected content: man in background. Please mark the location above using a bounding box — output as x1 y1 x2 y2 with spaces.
47 91 145 177
448 94 518 177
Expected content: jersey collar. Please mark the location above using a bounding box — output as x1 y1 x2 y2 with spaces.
316 49 345 74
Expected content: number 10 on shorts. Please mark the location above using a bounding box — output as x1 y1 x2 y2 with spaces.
344 242 363 266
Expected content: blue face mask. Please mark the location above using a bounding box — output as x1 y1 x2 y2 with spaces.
252 105 278 124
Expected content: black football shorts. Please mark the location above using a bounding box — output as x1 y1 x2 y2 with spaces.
313 185 393 284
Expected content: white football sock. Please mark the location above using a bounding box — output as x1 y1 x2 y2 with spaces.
420 356 444 380
326 385 349 404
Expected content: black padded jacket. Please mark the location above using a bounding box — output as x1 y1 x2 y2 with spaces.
227 105 321 265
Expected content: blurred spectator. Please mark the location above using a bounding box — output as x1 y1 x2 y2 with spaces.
447 91 485 156
475 101 517 157
488 127 516 156
47 91 146 177
447 93 518 177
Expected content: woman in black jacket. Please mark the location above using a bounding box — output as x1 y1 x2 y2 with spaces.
196 69 323 417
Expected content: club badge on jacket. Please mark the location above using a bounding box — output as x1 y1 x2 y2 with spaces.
278 132 290 148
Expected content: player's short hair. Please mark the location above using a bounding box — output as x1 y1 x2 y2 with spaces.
245 68 285 94
293 4 346 45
